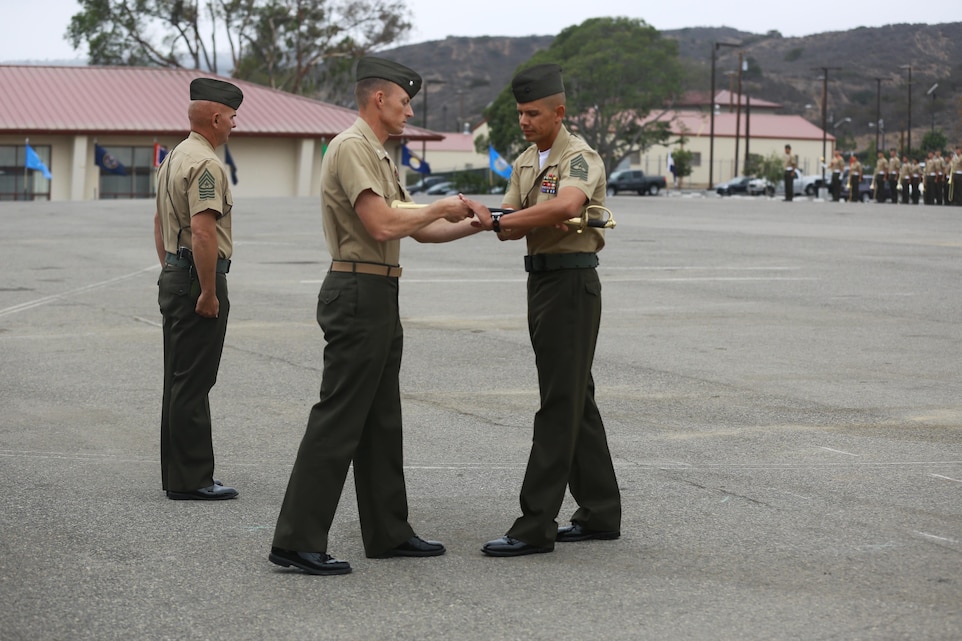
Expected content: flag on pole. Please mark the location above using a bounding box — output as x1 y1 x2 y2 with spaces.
402 144 431 174
153 143 169 167
95 144 127 175
224 145 238 185
489 146 512 179
25 144 52 179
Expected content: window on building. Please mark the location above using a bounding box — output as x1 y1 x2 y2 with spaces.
0 145 52 201
98 146 156 199
691 152 702 167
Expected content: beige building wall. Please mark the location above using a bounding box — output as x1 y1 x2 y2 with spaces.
6 126 585 200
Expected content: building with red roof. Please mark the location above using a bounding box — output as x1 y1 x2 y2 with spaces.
0 65 442 201
630 93 836 189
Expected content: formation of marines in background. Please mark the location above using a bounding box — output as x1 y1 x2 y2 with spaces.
825 145 962 205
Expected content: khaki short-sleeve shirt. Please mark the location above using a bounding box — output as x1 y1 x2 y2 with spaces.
503 126 606 255
321 118 406 265
156 131 233 258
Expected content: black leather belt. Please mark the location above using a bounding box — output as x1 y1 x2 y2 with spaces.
165 251 231 274
524 252 598 273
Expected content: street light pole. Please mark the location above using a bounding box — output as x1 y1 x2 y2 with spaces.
420 78 446 170
816 66 840 192
927 83 938 131
874 77 883 154
899 65 912 155
734 52 744 178
709 41 739 189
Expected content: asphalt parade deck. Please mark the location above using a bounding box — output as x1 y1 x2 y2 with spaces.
2 193 960 640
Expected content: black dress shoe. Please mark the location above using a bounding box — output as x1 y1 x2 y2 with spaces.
166 484 238 501
373 535 445 558
269 547 352 575
556 522 620 543
481 536 552 557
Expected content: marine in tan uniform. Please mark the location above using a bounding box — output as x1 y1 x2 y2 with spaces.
950 147 962 206
848 155 863 202
898 155 911 204
153 78 243 501
873 151 888 203
923 151 937 205
466 64 622 557
828 150 844 202
910 158 923 204
887 148 901 204
269 56 480 576
934 150 946 205
783 144 798 201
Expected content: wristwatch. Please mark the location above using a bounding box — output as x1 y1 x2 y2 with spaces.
490 213 502 233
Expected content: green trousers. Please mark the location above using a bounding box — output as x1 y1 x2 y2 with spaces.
506 267 622 548
158 267 229 492
273 272 415 557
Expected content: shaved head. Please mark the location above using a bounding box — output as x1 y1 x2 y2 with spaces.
188 99 237 148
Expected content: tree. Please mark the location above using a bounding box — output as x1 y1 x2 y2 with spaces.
66 0 411 94
670 148 693 189
920 129 948 154
481 17 685 175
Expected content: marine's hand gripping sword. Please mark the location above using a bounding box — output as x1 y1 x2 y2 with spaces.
390 201 616 233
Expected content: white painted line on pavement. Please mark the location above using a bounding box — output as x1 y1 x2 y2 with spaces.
928 473 962 484
818 446 860 457
0 265 157 318
913 531 959 544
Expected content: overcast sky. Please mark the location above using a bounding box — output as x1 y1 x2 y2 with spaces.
2 0 960 63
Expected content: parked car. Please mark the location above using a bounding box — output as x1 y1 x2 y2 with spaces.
747 177 775 196
794 171 825 196
424 180 457 196
407 176 447 194
606 169 666 196
838 168 892 202
715 176 753 196
769 170 825 197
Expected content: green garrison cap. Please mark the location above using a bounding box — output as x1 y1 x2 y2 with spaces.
356 56 422 99
512 63 565 102
190 78 244 110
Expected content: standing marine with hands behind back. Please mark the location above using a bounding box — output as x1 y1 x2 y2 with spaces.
269 56 482 576
153 78 243 501
465 63 622 557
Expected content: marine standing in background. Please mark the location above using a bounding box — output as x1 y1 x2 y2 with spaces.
873 151 888 203
923 151 936 205
783 144 798 202
898 155 911 205
950 147 962 206
887 149 901 204
910 157 922 205
848 155 863 202
153 78 244 501
933 150 946 206
828 150 844 202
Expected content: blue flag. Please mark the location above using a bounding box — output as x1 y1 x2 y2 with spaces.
25 144 52 179
224 145 238 185
402 145 431 174
153 143 168 167
489 146 512 180
95 144 127 176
